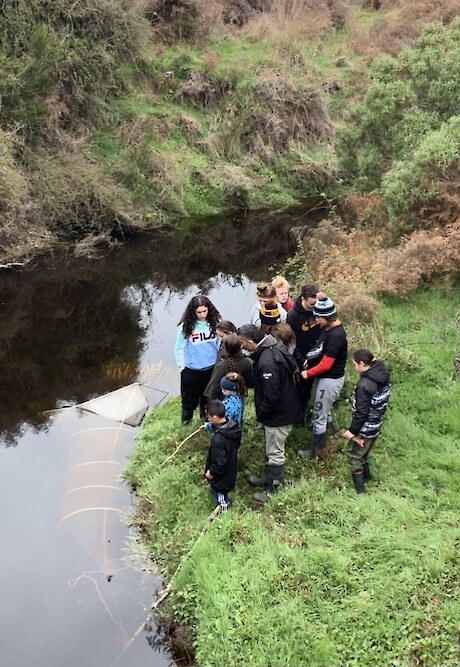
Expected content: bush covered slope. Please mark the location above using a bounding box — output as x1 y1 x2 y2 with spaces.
2 0 460 264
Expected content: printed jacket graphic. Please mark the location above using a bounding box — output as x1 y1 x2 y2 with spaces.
174 321 220 371
349 361 391 439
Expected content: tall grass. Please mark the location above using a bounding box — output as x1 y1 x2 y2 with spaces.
125 289 460 667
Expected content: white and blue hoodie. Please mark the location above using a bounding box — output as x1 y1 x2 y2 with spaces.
174 321 220 371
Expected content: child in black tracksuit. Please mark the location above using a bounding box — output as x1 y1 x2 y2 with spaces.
204 400 242 511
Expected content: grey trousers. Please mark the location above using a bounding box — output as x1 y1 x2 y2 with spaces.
311 376 345 435
264 424 293 466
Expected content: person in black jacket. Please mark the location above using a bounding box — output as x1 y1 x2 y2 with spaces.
341 349 391 494
286 283 321 426
204 400 242 511
238 324 302 503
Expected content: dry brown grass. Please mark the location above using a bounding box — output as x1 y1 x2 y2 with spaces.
241 0 345 46
299 214 460 303
346 0 460 56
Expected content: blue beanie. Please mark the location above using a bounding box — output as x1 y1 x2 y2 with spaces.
313 292 337 318
220 376 238 392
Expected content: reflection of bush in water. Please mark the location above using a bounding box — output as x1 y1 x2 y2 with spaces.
0 210 305 442
0 268 144 444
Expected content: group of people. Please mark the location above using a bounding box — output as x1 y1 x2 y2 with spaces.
174 276 391 511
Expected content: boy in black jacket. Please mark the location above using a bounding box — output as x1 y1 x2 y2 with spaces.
204 400 242 511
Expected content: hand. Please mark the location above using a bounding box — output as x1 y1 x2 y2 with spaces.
342 430 365 447
301 370 308 380
204 470 213 481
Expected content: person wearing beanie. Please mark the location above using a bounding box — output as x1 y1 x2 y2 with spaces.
259 300 282 332
219 372 245 427
297 292 348 460
286 283 322 426
249 281 287 328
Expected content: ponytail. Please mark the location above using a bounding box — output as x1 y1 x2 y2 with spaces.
225 372 247 398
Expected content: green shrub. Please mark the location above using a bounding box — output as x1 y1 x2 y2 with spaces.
382 116 460 224
0 0 149 131
336 18 460 196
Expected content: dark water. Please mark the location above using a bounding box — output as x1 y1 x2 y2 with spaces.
0 209 303 666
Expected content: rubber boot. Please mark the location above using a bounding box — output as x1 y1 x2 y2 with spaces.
352 471 365 494
297 432 326 460
363 460 371 482
248 473 267 487
253 464 284 503
181 408 193 424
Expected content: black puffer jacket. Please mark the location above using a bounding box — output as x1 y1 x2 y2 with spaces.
349 361 391 439
251 334 302 427
205 419 242 492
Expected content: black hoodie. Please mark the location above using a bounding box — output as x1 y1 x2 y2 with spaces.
205 419 242 492
349 361 391 439
286 297 321 359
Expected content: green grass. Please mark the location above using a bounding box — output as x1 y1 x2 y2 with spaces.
125 289 460 667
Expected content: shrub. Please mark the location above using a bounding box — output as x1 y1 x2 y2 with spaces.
337 19 460 181
0 0 149 131
382 116 460 225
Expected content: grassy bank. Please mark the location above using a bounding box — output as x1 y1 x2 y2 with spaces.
125 289 460 667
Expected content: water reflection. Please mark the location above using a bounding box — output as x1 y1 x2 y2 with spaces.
0 210 299 444
0 207 308 667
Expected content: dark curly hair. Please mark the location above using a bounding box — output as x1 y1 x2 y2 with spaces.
179 294 221 339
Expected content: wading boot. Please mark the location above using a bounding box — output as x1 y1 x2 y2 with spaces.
297 432 326 460
181 408 193 424
253 464 284 503
352 471 365 494
363 460 371 482
248 473 267 487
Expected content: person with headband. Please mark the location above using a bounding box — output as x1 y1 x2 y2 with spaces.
341 349 391 494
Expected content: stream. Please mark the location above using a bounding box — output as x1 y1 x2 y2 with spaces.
0 207 313 666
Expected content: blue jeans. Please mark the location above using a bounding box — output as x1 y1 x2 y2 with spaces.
208 485 230 511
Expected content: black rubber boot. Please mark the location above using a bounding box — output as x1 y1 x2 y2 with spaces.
253 464 284 503
352 472 365 494
363 460 371 482
248 473 267 487
181 408 193 424
297 432 326 460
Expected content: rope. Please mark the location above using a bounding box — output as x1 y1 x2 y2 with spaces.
160 426 203 466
